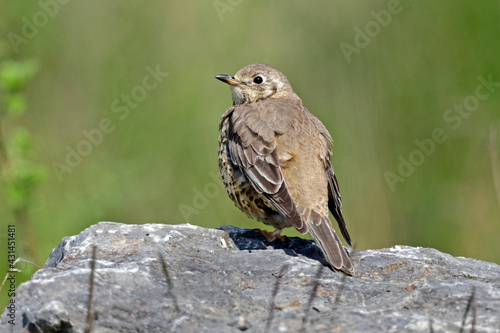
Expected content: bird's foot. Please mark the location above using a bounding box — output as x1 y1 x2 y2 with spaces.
258 228 286 242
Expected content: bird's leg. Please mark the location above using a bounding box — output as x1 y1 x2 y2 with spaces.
258 228 286 242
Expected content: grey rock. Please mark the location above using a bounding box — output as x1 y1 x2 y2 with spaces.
1 222 500 332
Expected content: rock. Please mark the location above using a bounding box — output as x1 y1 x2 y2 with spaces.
1 222 500 332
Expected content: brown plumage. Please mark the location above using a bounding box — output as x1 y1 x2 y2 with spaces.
216 63 353 274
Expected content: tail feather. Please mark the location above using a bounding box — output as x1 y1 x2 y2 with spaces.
306 214 354 275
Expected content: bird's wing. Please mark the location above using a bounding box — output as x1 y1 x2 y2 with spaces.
326 167 351 246
226 104 306 232
316 127 352 246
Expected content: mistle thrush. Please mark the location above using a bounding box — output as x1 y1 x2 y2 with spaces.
216 63 353 274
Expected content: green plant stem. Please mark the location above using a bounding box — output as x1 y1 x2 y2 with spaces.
489 125 500 211
0 120 7 170
14 206 41 265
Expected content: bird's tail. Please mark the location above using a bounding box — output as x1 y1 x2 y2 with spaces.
306 213 354 275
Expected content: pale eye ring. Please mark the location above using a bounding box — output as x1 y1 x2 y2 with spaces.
253 76 263 84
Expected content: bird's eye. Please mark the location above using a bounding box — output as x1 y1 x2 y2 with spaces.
253 76 263 84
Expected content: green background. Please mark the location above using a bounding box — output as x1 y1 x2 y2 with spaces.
1 1 499 309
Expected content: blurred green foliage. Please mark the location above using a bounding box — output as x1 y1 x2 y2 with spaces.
0 58 43 211
0 54 44 305
1 0 499 309
0 59 38 115
4 128 46 210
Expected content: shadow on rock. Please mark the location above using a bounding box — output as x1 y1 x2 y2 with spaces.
218 225 336 266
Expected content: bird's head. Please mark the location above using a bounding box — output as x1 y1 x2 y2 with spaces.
216 63 299 105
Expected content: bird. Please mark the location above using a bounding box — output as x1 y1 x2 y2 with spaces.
216 63 353 274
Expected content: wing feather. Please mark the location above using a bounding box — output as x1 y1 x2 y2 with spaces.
227 104 304 230
311 118 352 246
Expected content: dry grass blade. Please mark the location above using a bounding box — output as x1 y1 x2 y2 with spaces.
159 253 180 313
300 264 324 332
0 257 39 293
84 245 97 333
222 225 231 250
471 298 477 333
458 286 476 333
265 264 289 333
333 272 347 308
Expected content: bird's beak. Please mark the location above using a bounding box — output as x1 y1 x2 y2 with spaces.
215 74 241 86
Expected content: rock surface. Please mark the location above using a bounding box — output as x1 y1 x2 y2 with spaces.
1 222 500 333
